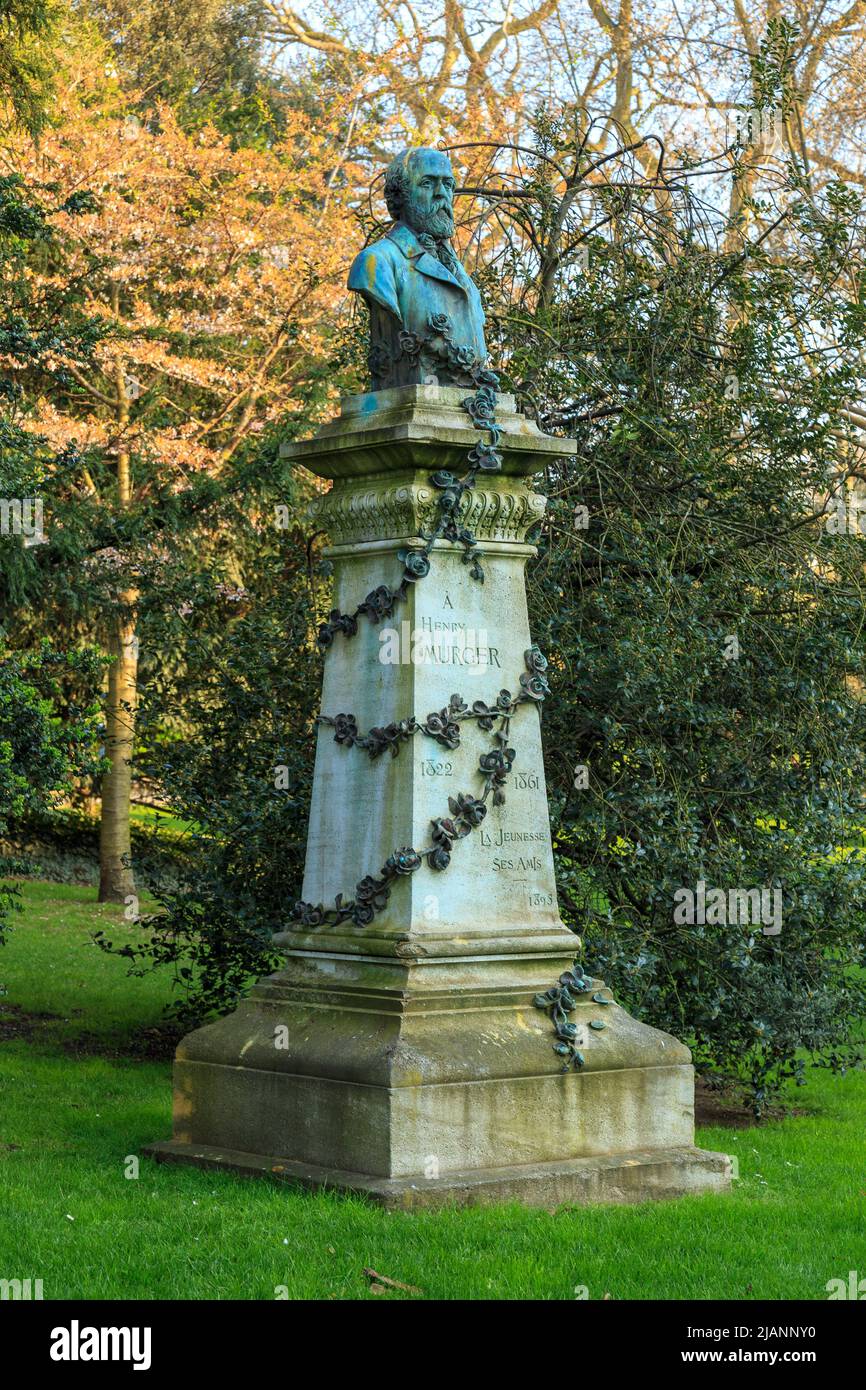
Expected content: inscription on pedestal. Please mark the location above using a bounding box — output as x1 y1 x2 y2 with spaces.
407 569 561 931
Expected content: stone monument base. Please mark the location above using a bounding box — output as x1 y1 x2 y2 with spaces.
143 948 731 1210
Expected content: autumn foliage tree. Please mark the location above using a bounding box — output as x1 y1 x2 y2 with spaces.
1 30 106 938
5 42 358 898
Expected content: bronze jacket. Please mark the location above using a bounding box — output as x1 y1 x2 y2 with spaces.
348 221 488 385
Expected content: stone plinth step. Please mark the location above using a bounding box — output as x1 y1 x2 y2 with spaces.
143 1141 731 1211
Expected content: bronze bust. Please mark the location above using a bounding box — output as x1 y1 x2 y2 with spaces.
348 148 490 389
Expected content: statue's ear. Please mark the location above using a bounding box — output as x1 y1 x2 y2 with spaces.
348 248 401 320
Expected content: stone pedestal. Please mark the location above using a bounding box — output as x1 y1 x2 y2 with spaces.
146 385 731 1208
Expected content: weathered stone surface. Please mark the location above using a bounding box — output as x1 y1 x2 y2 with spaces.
159 971 698 1177
287 385 571 479
293 540 558 946
147 385 731 1208
145 1143 732 1210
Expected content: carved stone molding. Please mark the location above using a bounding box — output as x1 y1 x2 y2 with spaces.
309 474 547 545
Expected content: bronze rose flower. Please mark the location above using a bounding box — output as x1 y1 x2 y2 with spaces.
398 548 431 582
386 846 422 875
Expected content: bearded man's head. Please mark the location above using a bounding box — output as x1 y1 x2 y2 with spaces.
384 147 456 239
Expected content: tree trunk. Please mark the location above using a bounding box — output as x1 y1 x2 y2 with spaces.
98 592 139 903
98 325 139 904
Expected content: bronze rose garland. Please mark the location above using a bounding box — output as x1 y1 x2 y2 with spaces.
292 648 549 930
532 969 612 1073
318 678 541 760
295 648 605 1076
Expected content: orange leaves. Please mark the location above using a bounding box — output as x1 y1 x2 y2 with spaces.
6 45 357 479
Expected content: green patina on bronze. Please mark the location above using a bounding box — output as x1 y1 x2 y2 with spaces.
348 147 489 390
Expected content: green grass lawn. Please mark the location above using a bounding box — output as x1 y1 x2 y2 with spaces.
1 879 865 1301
